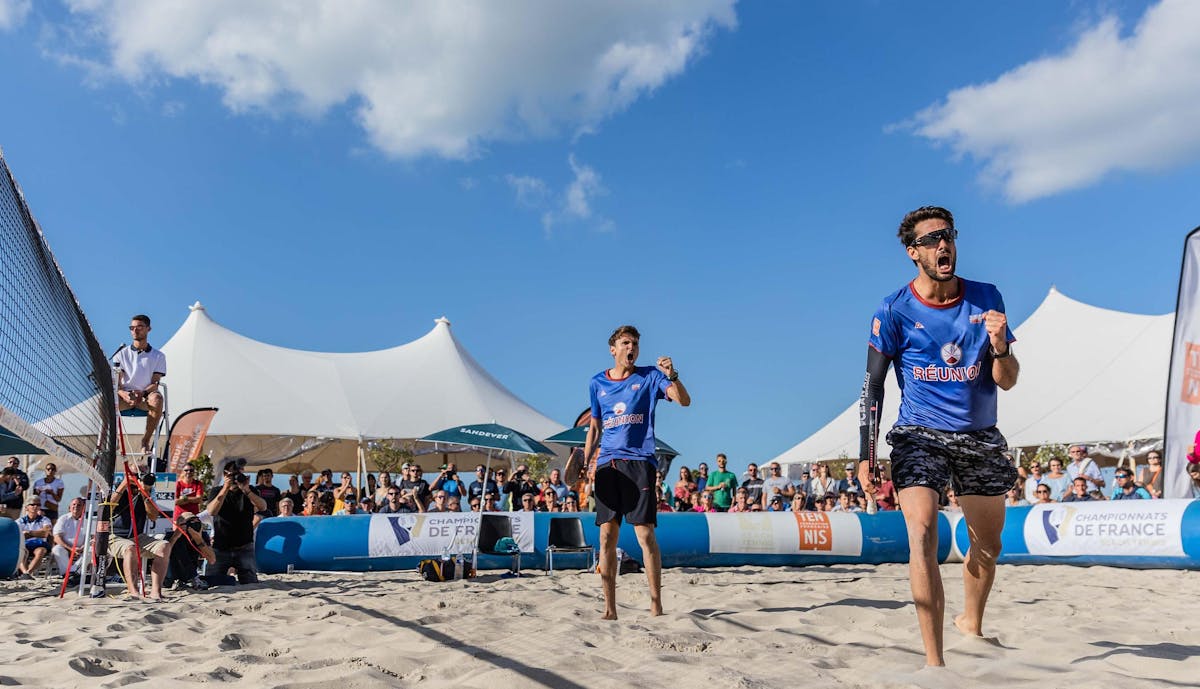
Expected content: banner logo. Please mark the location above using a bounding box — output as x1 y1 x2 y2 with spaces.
1182 342 1200 404
1041 506 1075 545
794 512 833 551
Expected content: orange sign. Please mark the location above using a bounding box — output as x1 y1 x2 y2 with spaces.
793 511 834 551
1183 343 1200 405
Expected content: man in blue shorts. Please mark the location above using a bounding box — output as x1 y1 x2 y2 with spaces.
583 325 691 619
857 206 1020 667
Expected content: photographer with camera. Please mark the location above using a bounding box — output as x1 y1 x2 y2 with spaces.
165 511 216 590
504 464 539 512
205 462 266 584
431 462 465 502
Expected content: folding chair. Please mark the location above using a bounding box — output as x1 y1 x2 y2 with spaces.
545 516 594 573
476 514 522 578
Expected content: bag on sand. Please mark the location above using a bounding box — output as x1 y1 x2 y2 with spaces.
418 558 476 582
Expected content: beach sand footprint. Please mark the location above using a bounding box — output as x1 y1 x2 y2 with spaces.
68 656 118 677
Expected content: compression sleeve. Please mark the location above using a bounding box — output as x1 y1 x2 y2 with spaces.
859 346 891 463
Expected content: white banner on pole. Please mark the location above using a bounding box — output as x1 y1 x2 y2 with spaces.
367 512 534 558
1165 228 1200 499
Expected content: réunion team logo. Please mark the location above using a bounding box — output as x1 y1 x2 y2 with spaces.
940 342 962 366
613 402 627 415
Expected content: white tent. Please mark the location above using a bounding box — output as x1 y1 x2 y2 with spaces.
771 287 1171 472
136 302 564 471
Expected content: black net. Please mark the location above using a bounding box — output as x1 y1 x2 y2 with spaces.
0 149 115 490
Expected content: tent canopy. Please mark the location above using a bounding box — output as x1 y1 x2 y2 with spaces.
771 287 1171 470
144 303 564 471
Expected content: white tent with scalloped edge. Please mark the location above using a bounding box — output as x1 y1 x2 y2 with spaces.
771 287 1171 473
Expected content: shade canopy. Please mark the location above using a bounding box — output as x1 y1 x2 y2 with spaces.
770 287 1171 470
0 426 45 455
544 425 680 458
420 423 557 457
104 303 565 472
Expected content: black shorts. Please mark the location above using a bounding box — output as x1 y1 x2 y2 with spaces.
887 425 1018 497
594 459 657 527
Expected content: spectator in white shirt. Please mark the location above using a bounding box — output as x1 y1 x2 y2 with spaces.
51 497 87 575
1065 444 1105 490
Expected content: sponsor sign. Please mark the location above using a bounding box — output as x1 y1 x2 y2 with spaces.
706 512 862 556
1023 500 1188 557
367 512 535 558
1166 229 1200 498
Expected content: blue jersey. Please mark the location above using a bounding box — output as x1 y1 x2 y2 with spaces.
589 366 673 466
869 278 1015 432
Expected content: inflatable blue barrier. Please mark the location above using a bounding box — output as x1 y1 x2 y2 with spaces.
1 518 19 577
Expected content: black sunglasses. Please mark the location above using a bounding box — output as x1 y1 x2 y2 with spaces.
910 227 957 248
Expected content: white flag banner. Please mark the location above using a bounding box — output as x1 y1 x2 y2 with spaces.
1165 227 1200 499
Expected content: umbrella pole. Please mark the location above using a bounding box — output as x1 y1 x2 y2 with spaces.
473 449 492 572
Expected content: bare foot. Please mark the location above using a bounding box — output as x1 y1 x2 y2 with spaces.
953 613 981 637
649 603 663 617
601 611 618 621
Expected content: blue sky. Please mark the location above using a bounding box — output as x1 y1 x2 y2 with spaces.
2 0 1199 476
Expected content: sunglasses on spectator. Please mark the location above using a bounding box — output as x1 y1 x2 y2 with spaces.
909 227 957 248
1036 488 1050 494
1115 474 1130 479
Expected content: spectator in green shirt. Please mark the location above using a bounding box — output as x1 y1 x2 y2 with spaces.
705 453 739 511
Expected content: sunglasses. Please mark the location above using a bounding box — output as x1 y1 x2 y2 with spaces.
1115 474 1130 479
910 227 957 248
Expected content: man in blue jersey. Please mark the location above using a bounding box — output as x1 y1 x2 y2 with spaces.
857 206 1019 668
583 325 691 619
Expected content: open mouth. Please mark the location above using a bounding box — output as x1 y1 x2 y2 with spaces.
936 254 952 271
626 353 636 363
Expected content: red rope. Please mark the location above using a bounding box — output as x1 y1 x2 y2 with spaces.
122 462 146 597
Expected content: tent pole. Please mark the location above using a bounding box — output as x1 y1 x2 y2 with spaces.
356 439 365 499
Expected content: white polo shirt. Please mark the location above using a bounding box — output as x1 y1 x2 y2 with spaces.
113 344 167 391
53 512 84 545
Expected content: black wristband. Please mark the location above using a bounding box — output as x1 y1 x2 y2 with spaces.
991 344 1013 359
667 371 679 382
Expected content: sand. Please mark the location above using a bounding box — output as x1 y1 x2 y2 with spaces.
1 563 1196 688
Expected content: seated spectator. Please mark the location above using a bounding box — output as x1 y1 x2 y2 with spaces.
1111 470 1151 500
277 497 296 516
318 491 335 515
358 496 376 513
519 493 537 512
656 486 674 512
854 493 869 511
821 494 837 512
813 496 827 512
561 492 580 512
766 494 786 512
1023 462 1045 503
748 502 763 512
790 492 808 513
334 500 359 515
16 501 52 578
943 488 962 512
1032 484 1053 504
166 511 215 591
695 492 717 513
1061 477 1095 502
427 490 451 512
729 488 752 513
831 491 862 513
1138 451 1164 499
483 493 501 512
446 495 462 512
51 497 87 576
302 490 323 516
1189 464 1200 499
468 496 482 512
0 467 23 519
1005 486 1029 506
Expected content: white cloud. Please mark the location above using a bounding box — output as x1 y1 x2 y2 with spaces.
56 0 736 159
909 0 1200 202
507 155 610 234
0 0 30 30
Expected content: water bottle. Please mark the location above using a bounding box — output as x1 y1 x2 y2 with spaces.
615 547 625 563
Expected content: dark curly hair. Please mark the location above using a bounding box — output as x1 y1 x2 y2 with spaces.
897 206 954 247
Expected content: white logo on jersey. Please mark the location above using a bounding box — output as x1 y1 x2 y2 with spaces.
941 342 962 366
613 402 627 415
631 383 641 391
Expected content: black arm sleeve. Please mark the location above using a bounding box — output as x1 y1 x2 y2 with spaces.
859 346 892 463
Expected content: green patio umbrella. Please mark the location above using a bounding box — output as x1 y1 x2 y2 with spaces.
0 425 45 456
544 425 680 458
421 422 557 457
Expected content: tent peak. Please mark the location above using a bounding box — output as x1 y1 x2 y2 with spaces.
435 316 451 327
189 301 206 312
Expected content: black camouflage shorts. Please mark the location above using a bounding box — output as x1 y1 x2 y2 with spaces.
887 425 1018 497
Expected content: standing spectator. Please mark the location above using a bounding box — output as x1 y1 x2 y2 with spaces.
874 465 897 511
705 454 738 512
943 488 963 512
468 465 499 502
174 464 206 521
1111 470 1151 500
835 463 861 495
365 474 378 504
314 469 335 494
205 464 266 584
695 462 709 494
32 462 64 523
546 469 570 503
332 472 358 513
1066 444 1105 491
281 475 303 507
504 465 539 510
377 486 408 513
6 456 30 492
1023 462 1045 503
808 463 836 501
374 471 393 504
51 497 86 577
298 470 316 494
761 462 795 508
165 511 215 591
254 469 281 517
16 501 51 579
1061 477 1095 503
493 467 511 510
400 464 431 508
674 466 697 507
0 467 23 519
1138 451 1164 499
432 463 466 501
1043 458 1072 501
109 473 172 599
741 463 764 506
